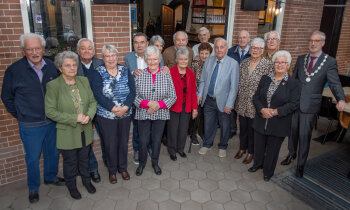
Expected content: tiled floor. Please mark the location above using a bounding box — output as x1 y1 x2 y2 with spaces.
0 118 348 210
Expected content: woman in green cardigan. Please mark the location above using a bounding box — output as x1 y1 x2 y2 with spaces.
45 51 97 200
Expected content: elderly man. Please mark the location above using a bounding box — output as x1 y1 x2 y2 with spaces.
163 31 194 68
76 38 104 183
263 31 281 60
288 31 346 178
1 33 64 203
192 27 215 60
198 38 239 158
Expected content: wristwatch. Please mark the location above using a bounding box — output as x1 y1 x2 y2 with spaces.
271 110 275 116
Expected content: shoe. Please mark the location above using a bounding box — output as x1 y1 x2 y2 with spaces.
44 177 65 186
263 176 271 182
120 171 130 180
84 182 96 194
280 155 296 165
191 138 200 145
152 164 162 175
133 150 139 165
229 131 237 139
28 191 39 203
242 154 254 164
68 188 82 200
234 149 246 159
90 171 101 183
170 154 177 161
199 147 210 155
295 166 304 178
109 174 117 184
248 165 262 172
178 151 187 158
218 149 227 158
136 165 145 176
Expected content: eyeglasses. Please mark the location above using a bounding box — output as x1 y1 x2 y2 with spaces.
309 39 323 43
266 38 279 42
274 61 288 65
25 47 43 53
250 46 263 51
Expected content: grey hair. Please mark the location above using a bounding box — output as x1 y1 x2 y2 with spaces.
150 35 165 47
272 50 292 68
214 37 228 47
101 44 119 57
251 37 265 49
198 27 210 34
239 30 250 38
144 45 162 63
54 51 79 69
311 30 326 41
173 31 188 41
20 33 46 49
77 38 94 50
133 32 148 41
264 30 280 41
175 47 190 61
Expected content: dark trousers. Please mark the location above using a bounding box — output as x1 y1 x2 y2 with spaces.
230 110 238 134
61 132 91 190
289 111 317 167
253 131 284 178
167 105 191 155
238 115 254 154
286 112 299 157
132 105 152 152
203 97 231 149
188 106 204 140
138 120 166 166
96 116 130 174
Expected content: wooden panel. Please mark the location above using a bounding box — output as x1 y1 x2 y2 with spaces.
161 4 174 48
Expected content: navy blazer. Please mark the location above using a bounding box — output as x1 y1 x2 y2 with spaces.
252 75 300 137
227 45 251 64
125 51 164 73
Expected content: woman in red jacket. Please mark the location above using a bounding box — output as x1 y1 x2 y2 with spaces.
167 47 198 161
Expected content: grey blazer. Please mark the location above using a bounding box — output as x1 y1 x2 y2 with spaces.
77 57 104 77
198 55 240 112
125 51 164 73
293 52 345 114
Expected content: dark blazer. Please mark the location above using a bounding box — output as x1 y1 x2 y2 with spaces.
77 57 104 77
293 53 345 114
227 45 251 64
125 51 164 73
169 65 198 113
252 75 300 137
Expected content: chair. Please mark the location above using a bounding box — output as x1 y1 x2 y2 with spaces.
318 96 338 144
335 95 350 143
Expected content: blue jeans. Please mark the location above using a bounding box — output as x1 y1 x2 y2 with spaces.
203 97 231 149
88 119 107 172
19 122 58 192
132 105 152 152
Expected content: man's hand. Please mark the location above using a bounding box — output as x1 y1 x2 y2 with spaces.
132 69 143 77
192 109 198 119
336 100 346 112
198 97 202 106
224 106 231 114
161 66 170 75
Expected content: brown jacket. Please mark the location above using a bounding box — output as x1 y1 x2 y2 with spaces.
162 46 194 68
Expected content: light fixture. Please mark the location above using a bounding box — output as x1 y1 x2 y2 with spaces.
275 0 282 16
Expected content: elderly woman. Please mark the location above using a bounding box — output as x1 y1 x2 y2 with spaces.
167 47 198 161
134 45 176 176
235 37 273 164
90 44 135 184
45 51 97 199
189 42 213 145
263 31 280 60
150 35 165 53
249 50 300 181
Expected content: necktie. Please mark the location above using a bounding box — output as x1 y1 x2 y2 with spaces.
307 56 317 73
240 50 245 63
208 60 220 97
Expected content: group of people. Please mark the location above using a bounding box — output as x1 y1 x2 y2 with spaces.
1 26 346 202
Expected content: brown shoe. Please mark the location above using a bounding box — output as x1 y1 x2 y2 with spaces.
109 174 117 184
242 154 254 164
234 150 246 159
120 171 130 180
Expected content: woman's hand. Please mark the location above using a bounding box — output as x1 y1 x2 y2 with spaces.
81 115 90 125
147 107 156 115
161 66 170 75
261 108 273 119
113 106 129 118
192 109 198 119
148 101 160 111
77 114 85 123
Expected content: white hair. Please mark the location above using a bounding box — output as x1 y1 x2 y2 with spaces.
20 33 46 49
144 45 162 63
77 38 95 50
239 30 250 38
54 51 79 69
150 35 165 47
272 50 292 68
173 31 188 41
198 27 210 34
264 31 281 41
251 37 265 49
101 44 119 57
214 37 228 47
175 47 190 61
311 30 326 41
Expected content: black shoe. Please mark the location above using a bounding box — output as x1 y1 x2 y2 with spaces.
229 131 236 139
178 151 187 158
152 164 162 175
263 176 271 182
84 182 96 194
28 191 39 203
296 166 304 178
191 138 200 145
90 171 101 183
170 154 177 161
68 188 82 200
280 155 296 165
44 177 65 186
248 165 262 173
136 165 145 176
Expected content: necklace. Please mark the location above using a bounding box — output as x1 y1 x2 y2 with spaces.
303 54 327 82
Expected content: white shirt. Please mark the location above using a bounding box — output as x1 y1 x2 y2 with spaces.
192 42 215 58
136 54 147 69
82 60 92 69
238 45 250 58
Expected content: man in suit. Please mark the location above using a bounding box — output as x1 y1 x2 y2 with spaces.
227 30 251 138
198 38 240 158
76 38 104 183
289 30 346 178
192 27 215 60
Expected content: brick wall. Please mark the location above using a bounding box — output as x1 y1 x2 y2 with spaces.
336 1 350 76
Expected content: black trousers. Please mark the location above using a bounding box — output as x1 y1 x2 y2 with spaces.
96 116 130 174
167 106 191 155
138 120 166 166
239 115 254 154
286 112 299 157
253 130 284 178
188 106 204 140
230 110 238 134
61 132 90 190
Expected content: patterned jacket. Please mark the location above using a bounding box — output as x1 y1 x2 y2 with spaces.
134 68 177 120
